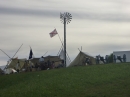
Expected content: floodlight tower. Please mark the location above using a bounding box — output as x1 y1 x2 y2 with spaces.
60 12 72 67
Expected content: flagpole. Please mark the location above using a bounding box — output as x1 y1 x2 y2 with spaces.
50 28 71 65
55 27 66 67
57 33 64 47
57 33 71 63
54 28 64 49
57 45 62 56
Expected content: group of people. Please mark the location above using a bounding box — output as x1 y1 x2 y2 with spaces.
13 56 64 72
38 56 55 70
30 56 55 71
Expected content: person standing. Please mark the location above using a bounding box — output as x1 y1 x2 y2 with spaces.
39 56 44 70
51 61 55 69
39 56 44 63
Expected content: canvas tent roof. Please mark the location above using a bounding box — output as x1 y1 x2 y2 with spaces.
29 56 62 63
7 58 27 70
44 56 63 67
44 56 62 62
29 56 62 67
68 51 96 67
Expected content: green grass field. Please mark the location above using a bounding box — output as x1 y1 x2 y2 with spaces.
0 63 130 97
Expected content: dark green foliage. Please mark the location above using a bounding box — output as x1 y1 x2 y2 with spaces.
0 63 130 97
108 53 113 63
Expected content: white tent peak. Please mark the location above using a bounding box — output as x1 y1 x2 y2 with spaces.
58 48 71 67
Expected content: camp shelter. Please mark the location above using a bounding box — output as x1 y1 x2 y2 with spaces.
113 50 130 63
58 49 71 67
0 68 4 74
68 51 96 67
4 68 17 74
28 58 39 67
28 56 62 67
7 58 27 70
44 56 62 67
29 58 39 63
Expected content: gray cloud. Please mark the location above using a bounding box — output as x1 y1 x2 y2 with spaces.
0 5 130 22
72 12 130 22
0 7 59 17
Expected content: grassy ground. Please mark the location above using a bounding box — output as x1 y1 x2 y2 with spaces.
0 63 130 97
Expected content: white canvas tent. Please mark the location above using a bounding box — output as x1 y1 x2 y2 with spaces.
58 49 71 67
4 68 17 74
68 51 96 67
113 51 130 63
7 58 27 70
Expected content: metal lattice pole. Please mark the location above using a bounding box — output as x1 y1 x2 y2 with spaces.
64 17 66 67
60 12 72 67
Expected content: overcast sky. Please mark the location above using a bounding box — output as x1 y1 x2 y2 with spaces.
0 0 130 67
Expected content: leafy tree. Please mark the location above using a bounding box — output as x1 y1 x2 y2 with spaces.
108 53 113 63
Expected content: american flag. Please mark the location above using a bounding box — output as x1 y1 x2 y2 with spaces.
49 29 58 38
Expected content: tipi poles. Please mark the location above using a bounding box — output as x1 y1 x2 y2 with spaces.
12 44 23 58
57 33 71 63
0 49 11 59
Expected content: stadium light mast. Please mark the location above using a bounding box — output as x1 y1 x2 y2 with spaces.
60 12 72 67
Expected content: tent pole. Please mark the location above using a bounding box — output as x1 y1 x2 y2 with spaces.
57 32 71 63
